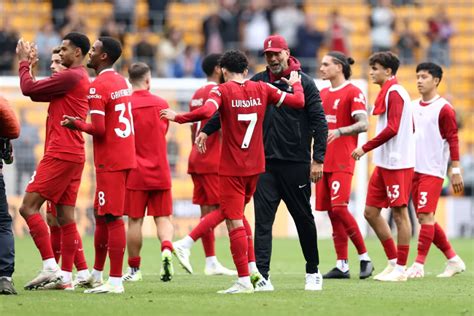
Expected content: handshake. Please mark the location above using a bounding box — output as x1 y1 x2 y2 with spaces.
0 138 14 164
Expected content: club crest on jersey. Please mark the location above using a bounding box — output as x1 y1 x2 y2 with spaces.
90 88 96 94
333 99 340 110
354 93 366 105
231 97 262 108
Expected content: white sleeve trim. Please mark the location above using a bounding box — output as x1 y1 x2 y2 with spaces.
208 98 219 110
90 110 105 116
275 91 287 107
351 110 367 117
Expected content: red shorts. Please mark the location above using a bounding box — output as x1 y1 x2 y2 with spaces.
315 172 353 211
366 166 414 208
412 173 444 214
191 173 219 206
219 175 259 220
124 189 173 218
94 170 128 216
46 201 57 217
26 155 84 206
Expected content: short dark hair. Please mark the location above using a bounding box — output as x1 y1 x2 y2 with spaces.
219 50 248 74
63 32 90 56
98 36 122 65
52 46 61 54
369 51 400 75
128 62 150 85
327 51 355 80
416 62 443 83
202 54 222 77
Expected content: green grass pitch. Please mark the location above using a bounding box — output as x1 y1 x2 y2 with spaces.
1 237 472 316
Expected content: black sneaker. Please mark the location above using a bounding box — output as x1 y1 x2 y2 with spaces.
359 260 374 279
0 277 17 295
323 267 350 279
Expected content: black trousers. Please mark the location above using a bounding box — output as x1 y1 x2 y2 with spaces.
0 174 15 277
254 160 319 279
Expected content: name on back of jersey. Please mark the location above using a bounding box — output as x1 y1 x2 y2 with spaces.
231 97 262 108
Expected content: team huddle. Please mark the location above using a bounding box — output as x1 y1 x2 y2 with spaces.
11 31 465 295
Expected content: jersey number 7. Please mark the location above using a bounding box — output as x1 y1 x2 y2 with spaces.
238 113 257 149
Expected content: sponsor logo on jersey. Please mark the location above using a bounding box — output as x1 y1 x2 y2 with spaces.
191 98 204 107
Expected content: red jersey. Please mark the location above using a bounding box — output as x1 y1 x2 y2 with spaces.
127 90 171 190
175 80 305 176
320 82 367 174
19 62 90 163
83 69 136 172
187 82 221 174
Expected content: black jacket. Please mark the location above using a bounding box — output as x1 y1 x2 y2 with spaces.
201 70 328 164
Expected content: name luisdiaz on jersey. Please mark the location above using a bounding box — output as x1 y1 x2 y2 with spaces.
231 97 262 108
110 88 132 100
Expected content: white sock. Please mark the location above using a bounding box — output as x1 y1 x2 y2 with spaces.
395 264 406 273
413 262 424 268
91 269 103 281
448 255 460 262
181 236 195 249
205 256 218 267
358 252 371 261
238 276 251 287
61 271 72 283
0 276 12 281
336 259 349 272
43 258 58 270
77 269 90 280
108 276 122 286
248 262 258 274
389 259 397 267
162 248 172 256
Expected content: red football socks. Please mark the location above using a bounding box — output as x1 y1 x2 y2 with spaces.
26 213 55 261
93 216 108 271
332 206 367 255
49 225 61 263
200 215 216 257
328 210 348 260
381 238 398 261
433 223 456 259
229 226 249 277
60 222 78 273
243 217 255 263
74 231 88 271
415 224 435 264
189 209 225 241
397 244 410 266
128 256 141 269
161 240 174 252
107 219 126 278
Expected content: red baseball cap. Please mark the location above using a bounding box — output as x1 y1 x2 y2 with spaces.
263 35 289 53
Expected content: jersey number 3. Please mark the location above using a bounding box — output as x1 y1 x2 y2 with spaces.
238 113 257 149
115 102 135 138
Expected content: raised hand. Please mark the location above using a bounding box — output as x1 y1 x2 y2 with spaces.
281 70 301 86
16 38 32 62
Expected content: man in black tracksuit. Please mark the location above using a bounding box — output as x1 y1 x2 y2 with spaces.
201 35 327 291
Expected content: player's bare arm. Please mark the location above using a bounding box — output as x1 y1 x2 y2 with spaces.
328 113 368 144
351 147 365 160
195 132 208 154
310 161 323 183
160 108 177 121
281 71 301 86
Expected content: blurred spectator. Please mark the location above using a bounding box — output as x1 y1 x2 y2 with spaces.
14 109 39 195
59 4 86 37
148 0 168 32
369 0 395 52
34 23 61 76
395 17 420 64
0 18 19 75
167 134 180 176
240 0 272 57
461 143 474 196
271 0 304 51
173 46 204 78
202 0 241 54
51 0 71 31
157 27 185 77
426 6 454 66
99 17 124 44
133 30 156 74
114 0 136 32
293 12 324 75
325 9 353 56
